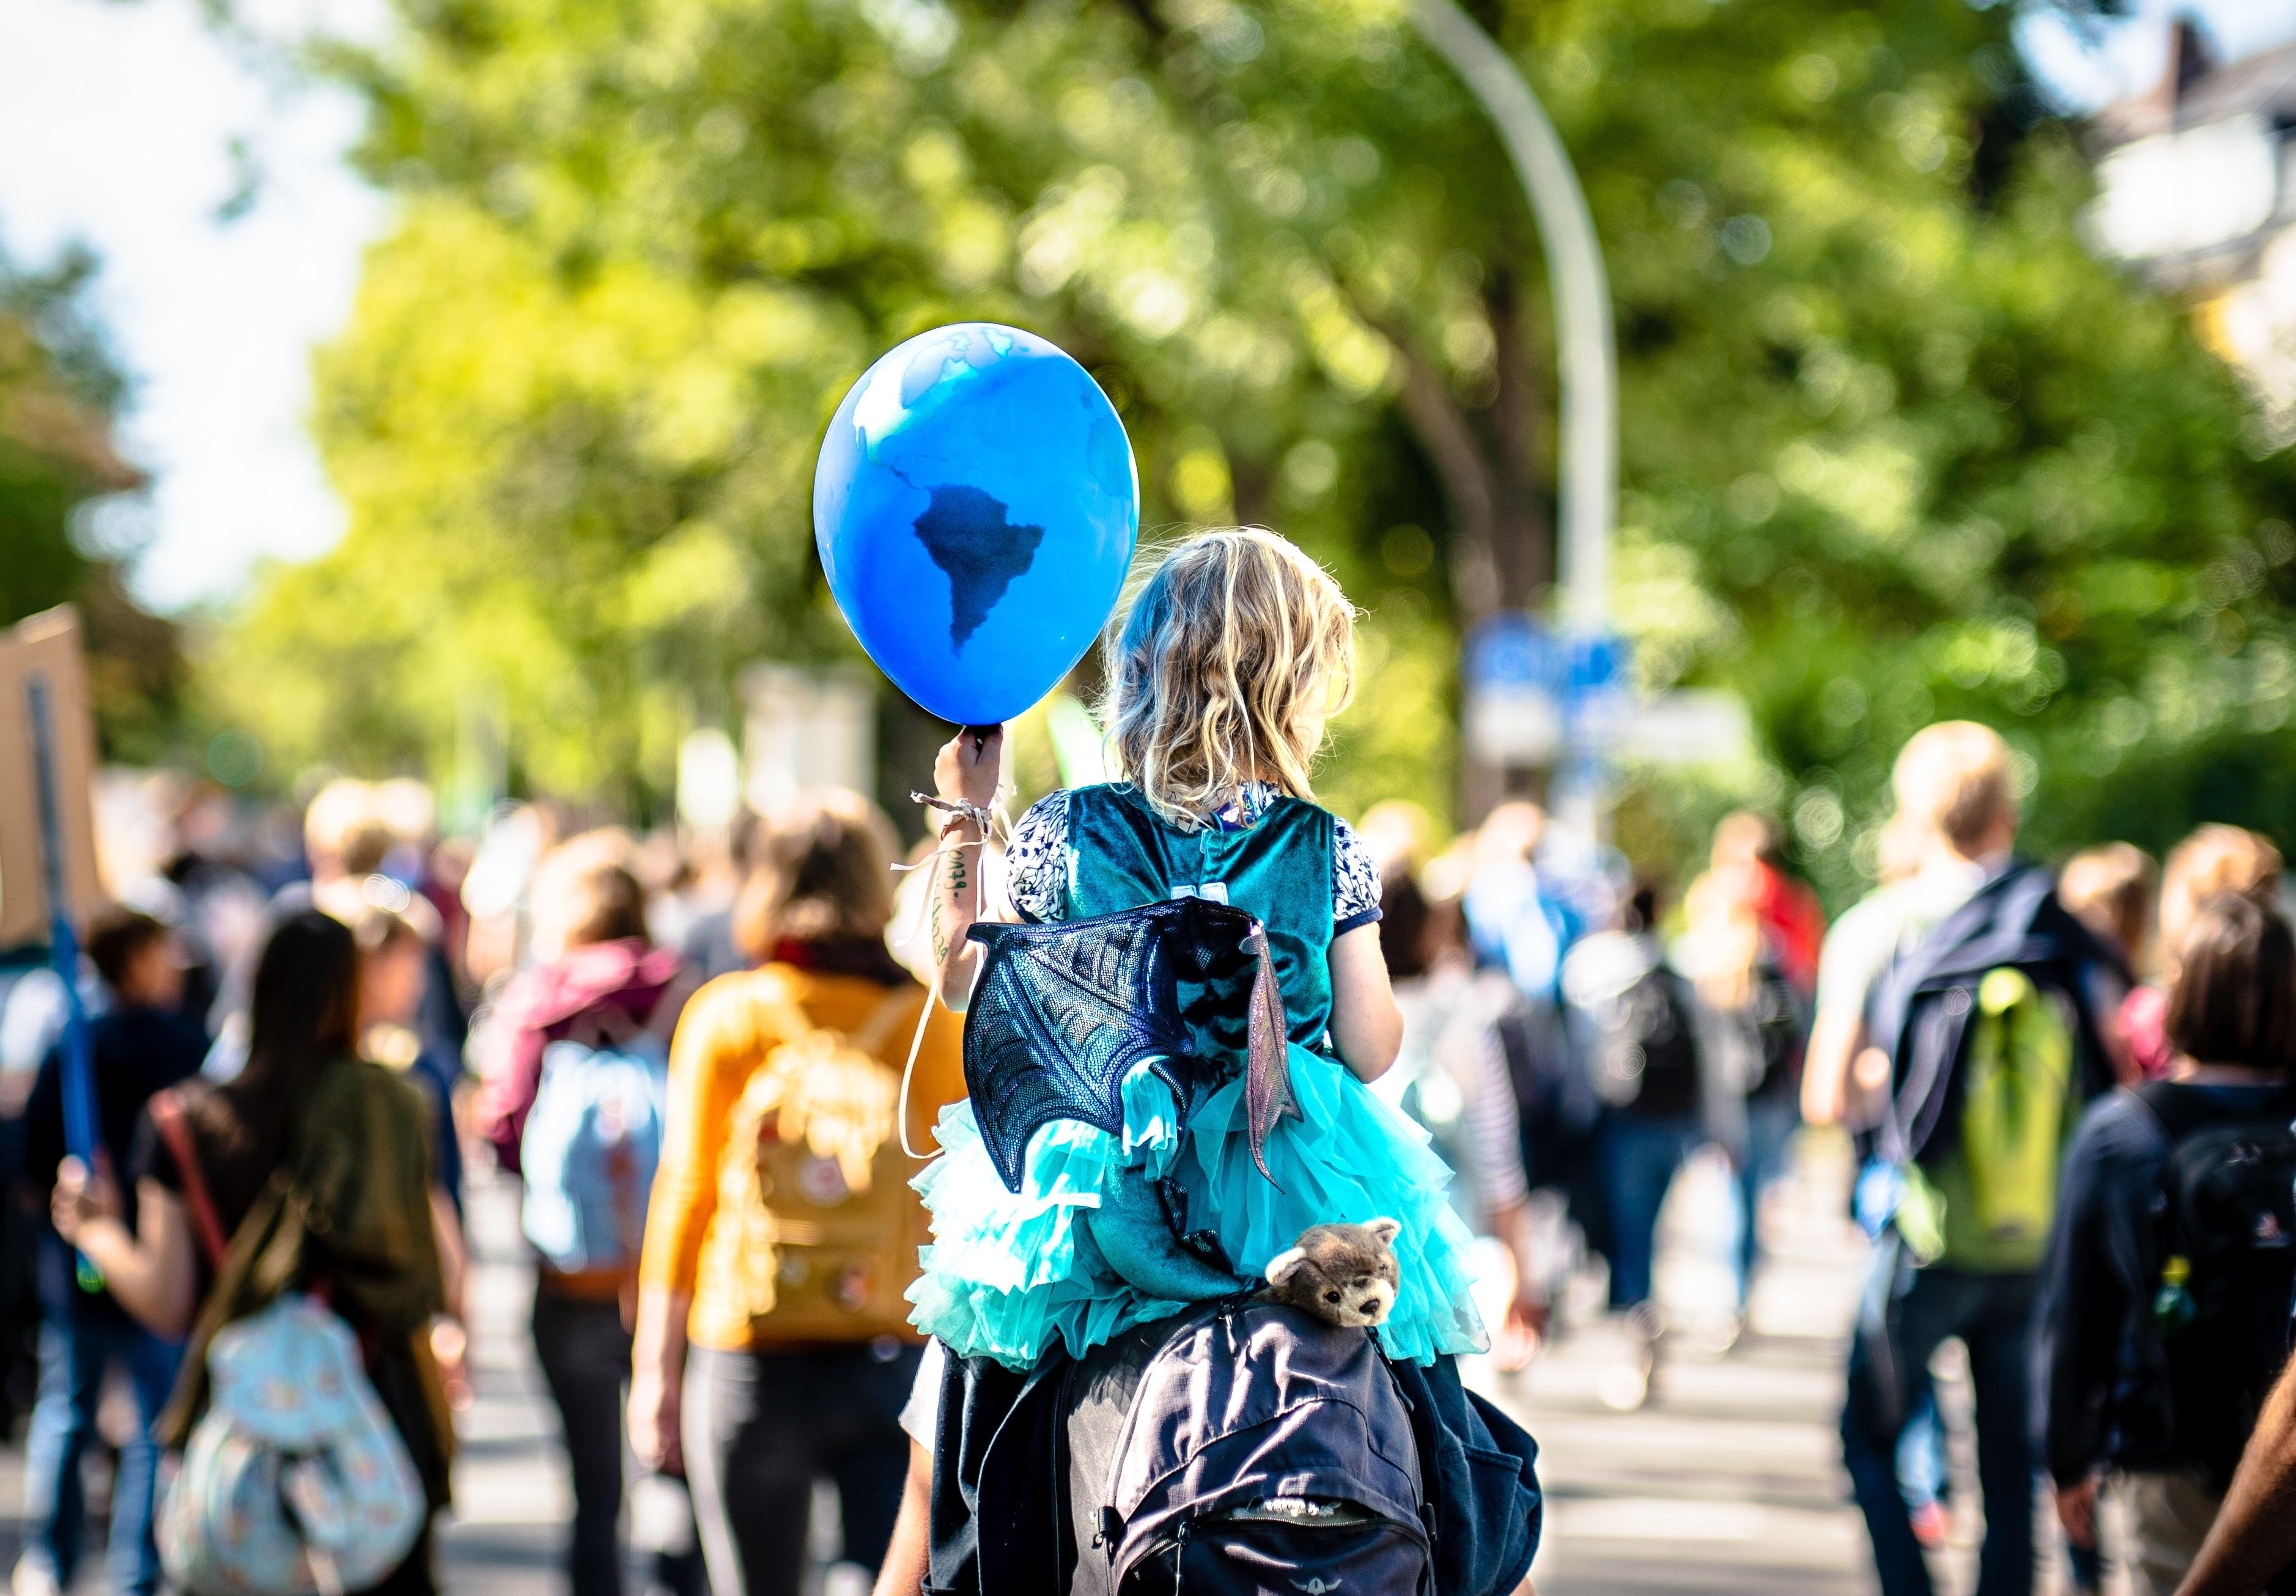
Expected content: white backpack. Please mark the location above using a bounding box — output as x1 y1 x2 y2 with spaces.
157 1293 427 1595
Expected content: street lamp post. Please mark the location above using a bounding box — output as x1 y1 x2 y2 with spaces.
1407 0 1619 837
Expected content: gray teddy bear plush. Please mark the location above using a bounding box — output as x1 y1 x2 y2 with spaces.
1256 1218 1402 1329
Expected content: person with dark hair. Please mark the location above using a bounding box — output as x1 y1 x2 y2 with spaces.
473 831 696 1596
353 904 466 1219
14 908 207 1596
1676 846 1814 1340
1561 880 1710 1408
2039 892 2296 1596
48 908 454 1595
1373 862 1545 1368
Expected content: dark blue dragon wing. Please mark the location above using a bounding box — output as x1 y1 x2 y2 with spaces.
961 897 1297 1194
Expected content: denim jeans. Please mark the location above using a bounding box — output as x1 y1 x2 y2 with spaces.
530 1289 705 1596
1730 1095 1799 1309
20 1301 182 1595
1597 1111 1704 1309
682 1342 920 1596
1842 1264 2038 1596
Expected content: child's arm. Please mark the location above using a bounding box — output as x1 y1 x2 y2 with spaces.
1327 924 1403 1081
931 726 1010 1012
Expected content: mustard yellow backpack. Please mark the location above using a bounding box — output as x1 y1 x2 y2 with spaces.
716 979 927 1340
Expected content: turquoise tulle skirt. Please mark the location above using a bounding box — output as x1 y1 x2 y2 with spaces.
907 1043 1489 1370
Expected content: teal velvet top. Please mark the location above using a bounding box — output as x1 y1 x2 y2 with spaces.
1058 783 1337 1050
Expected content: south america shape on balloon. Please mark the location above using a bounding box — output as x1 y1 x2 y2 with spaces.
813 323 1141 727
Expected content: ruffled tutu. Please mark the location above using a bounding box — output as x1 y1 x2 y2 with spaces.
907 1043 1488 1369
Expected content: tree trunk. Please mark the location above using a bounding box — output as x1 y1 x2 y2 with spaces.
1485 268 1553 609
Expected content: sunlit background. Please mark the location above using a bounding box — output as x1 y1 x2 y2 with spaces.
6 0 2296 883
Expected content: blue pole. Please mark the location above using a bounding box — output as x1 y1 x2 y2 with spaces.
26 675 102 1292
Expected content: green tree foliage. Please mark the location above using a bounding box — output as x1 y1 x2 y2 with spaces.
0 245 185 762
227 0 2296 888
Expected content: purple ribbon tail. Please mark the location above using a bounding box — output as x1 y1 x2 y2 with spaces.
1243 926 1299 1188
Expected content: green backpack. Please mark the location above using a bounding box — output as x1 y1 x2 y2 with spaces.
1895 968 2076 1271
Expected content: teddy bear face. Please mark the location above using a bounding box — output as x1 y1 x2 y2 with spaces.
1262 1218 1401 1329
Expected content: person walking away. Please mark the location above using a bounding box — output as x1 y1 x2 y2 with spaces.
475 835 698 1596
2040 893 2296 1596
1677 863 1811 1340
1468 804 1612 1322
48 909 454 1594
1373 863 1545 1367
15 909 207 1596
1562 883 1708 1404
1464 802 1580 1010
2058 843 2154 1087
1856 809 1958 1550
353 902 467 1220
1708 811 1826 997
2120 829 2281 1082
1807 722 2114 1596
353 903 473 1408
626 790 965 1596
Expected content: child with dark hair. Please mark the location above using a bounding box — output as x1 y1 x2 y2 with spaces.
2039 892 2296 1596
15 908 207 1596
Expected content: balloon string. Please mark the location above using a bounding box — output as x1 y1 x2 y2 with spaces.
894 801 1002 1162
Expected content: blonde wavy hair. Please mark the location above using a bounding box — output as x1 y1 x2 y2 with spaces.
1100 528 1357 826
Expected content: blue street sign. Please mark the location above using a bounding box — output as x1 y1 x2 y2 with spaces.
1464 612 1557 694
1464 612 1633 765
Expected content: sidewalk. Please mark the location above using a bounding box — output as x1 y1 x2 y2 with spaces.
1483 1137 1872 1595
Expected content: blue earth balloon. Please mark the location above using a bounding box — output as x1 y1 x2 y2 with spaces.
813 323 1140 727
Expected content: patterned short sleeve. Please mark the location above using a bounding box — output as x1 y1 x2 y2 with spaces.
1006 790 1071 923
1333 817 1383 932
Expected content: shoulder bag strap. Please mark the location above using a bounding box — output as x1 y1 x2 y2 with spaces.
149 1087 229 1271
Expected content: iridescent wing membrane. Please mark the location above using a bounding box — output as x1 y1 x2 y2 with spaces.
962 897 1298 1193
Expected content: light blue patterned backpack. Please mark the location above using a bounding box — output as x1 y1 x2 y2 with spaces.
519 1029 670 1274
157 1294 426 1595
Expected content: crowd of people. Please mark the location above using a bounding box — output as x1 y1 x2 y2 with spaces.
5 542 2296 1596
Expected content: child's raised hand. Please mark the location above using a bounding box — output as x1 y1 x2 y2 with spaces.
934 725 1004 814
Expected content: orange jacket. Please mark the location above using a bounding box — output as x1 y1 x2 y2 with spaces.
637 962 965 1351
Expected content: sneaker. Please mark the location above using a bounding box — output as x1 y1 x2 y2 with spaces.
1596 1303 1662 1411
12 1557 60 1596
1686 1311 1743 1359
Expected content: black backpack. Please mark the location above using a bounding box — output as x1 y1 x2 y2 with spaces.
1064 1301 1431 1596
2138 1081 2296 1487
1585 960 1703 1118
1495 1001 1600 1187
1740 963 1809 1100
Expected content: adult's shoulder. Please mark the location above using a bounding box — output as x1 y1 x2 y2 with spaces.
1814 882 1922 1011
331 1054 432 1123
670 965 814 1057
2065 1086 2172 1179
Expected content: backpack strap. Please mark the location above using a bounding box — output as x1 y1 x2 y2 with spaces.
150 1087 229 1271
561 965 698 1055
851 986 927 1059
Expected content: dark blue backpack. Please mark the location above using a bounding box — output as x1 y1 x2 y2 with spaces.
1064 1301 1431 1595
928 1300 1541 1596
